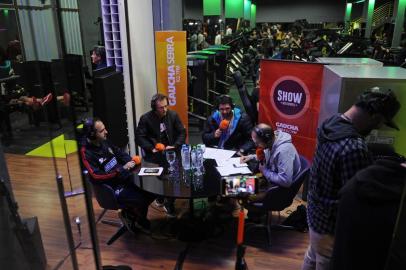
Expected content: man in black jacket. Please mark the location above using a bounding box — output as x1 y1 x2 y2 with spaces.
135 93 186 162
80 118 155 233
330 153 406 270
135 93 186 216
202 95 254 155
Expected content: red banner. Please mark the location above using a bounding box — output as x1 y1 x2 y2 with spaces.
259 60 324 162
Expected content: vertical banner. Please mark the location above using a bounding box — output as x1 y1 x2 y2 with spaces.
259 60 324 162
155 31 188 135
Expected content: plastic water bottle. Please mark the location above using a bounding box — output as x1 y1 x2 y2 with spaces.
181 144 191 170
190 146 197 170
196 144 204 173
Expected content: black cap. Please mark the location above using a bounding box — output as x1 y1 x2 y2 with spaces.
358 87 401 130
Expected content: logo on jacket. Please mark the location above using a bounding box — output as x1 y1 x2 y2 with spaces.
270 75 310 119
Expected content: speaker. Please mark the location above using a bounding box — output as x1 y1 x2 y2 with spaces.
93 71 128 147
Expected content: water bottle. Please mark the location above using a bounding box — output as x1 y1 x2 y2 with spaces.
196 144 204 173
181 144 191 170
191 146 198 170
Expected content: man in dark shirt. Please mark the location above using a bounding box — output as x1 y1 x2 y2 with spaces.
135 93 186 161
330 152 406 270
302 87 401 270
80 118 155 233
135 93 186 215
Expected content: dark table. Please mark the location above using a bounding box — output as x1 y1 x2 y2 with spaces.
133 158 223 200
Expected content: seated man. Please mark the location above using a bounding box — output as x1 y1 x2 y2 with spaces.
80 117 155 233
241 123 302 201
202 95 254 155
135 93 186 215
135 93 186 161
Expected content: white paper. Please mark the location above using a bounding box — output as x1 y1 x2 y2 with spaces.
216 165 252 176
138 167 163 176
203 147 236 161
216 157 248 168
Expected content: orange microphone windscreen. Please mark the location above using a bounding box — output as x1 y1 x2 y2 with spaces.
132 155 141 165
256 147 265 162
155 143 166 152
219 119 230 130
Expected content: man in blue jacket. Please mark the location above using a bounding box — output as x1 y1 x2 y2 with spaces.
202 95 254 155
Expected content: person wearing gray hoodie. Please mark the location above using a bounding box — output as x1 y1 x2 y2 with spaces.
241 123 302 192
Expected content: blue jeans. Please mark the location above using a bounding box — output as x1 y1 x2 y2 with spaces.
302 228 335 270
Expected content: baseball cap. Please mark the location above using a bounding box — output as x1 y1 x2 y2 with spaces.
358 87 401 130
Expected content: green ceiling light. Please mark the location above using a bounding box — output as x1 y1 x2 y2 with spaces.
250 3 256 29
365 0 375 37
225 0 244 18
203 0 222 16
3 9 9 16
244 0 251 20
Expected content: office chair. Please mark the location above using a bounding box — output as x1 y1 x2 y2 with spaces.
88 181 128 245
232 71 258 124
246 155 310 247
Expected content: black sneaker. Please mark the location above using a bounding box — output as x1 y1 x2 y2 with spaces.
163 203 176 218
132 217 151 234
118 210 137 234
154 198 165 207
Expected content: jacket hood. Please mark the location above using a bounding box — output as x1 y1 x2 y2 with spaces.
272 130 292 149
318 114 361 143
266 130 292 158
342 159 406 202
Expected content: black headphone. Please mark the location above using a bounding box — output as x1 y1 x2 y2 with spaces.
216 95 235 110
151 93 168 111
358 87 392 115
254 125 274 144
83 118 96 140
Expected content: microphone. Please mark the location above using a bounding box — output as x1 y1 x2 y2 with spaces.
219 119 230 131
132 155 142 165
256 147 265 165
155 143 166 152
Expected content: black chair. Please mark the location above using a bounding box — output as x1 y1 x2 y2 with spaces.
246 155 310 247
232 71 258 124
89 181 128 245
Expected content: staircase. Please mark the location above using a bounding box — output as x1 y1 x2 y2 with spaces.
351 0 393 30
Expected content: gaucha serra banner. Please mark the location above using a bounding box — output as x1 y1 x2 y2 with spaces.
259 60 324 162
155 31 188 135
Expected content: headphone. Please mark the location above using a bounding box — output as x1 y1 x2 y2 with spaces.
83 118 96 140
150 93 168 111
254 125 274 144
216 95 235 110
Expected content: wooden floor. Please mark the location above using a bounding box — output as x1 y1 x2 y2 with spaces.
5 153 309 270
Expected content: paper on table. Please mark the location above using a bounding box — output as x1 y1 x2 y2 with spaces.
216 165 252 176
203 147 236 161
216 157 248 167
138 167 163 176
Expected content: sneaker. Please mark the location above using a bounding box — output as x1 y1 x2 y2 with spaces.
41 93 53 106
163 203 176 218
154 198 165 208
132 217 151 234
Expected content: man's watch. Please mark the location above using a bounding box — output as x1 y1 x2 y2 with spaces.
239 149 245 154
